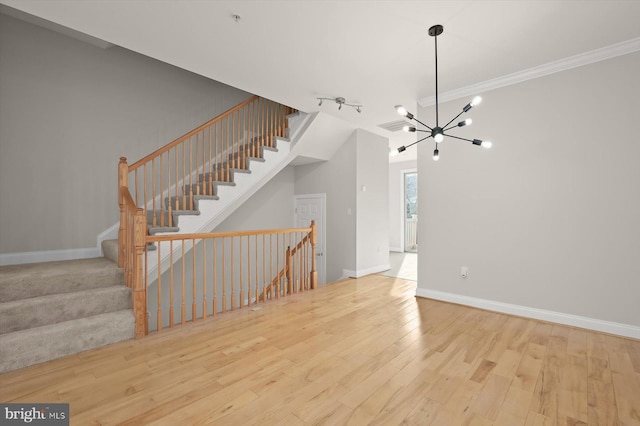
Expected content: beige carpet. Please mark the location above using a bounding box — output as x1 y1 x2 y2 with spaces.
380 251 417 281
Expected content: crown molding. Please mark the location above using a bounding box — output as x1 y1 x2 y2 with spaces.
418 37 640 108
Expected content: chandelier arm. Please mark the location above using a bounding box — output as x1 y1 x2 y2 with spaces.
445 134 475 143
442 110 466 130
405 135 434 149
443 124 459 132
412 117 433 131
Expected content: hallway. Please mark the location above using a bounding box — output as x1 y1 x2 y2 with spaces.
380 252 417 281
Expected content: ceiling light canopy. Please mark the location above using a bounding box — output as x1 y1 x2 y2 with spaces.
391 25 493 161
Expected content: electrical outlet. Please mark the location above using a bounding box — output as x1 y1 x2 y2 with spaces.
461 266 468 278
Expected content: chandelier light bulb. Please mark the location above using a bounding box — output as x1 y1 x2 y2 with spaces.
471 96 482 107
433 148 440 161
434 133 444 143
389 149 399 157
481 140 492 149
402 125 417 133
395 105 408 117
458 118 472 127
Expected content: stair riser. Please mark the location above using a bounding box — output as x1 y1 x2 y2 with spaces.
0 310 135 374
0 258 124 303
0 286 131 335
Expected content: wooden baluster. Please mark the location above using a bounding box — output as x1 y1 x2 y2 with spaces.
174 146 179 212
203 240 207 319
133 208 147 338
181 242 186 325
214 124 218 182
213 238 217 316
182 143 186 213
192 238 197 322
310 221 317 289
286 246 292 295
189 136 194 210
231 237 235 310
157 239 162 332
167 151 172 227
222 237 227 313
263 234 267 301
169 240 174 328
143 164 148 228
276 233 280 299
159 155 164 227
247 235 251 307
270 233 273 299
226 117 230 182
208 126 213 196
152 159 157 227
118 158 128 269
254 235 258 305
239 237 243 308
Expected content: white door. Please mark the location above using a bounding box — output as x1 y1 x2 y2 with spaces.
295 194 326 285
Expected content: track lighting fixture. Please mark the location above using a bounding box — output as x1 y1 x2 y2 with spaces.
390 25 493 160
317 97 362 113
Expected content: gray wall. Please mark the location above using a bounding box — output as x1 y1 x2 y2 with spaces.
295 129 389 281
0 13 250 254
417 51 640 328
388 160 417 252
355 129 390 273
295 132 358 282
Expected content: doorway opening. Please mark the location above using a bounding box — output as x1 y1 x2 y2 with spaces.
404 171 418 253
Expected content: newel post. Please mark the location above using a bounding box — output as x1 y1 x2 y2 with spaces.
132 208 147 338
118 157 128 269
310 220 317 290
286 246 293 295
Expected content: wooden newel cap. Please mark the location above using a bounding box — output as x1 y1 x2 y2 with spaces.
119 157 128 163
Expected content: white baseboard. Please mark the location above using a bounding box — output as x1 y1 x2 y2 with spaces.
0 223 119 266
415 288 640 340
342 263 391 279
389 247 403 253
0 247 101 266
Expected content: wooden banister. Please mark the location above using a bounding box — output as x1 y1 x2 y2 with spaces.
128 95 259 171
117 95 299 337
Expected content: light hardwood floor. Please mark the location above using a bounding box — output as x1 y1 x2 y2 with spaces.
1 275 639 425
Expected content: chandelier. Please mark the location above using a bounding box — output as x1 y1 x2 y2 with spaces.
391 25 492 160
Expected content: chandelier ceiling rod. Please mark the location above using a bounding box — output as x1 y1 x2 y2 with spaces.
390 24 492 160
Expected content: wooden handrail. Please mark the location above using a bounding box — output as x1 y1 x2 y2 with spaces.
129 95 259 171
146 227 312 242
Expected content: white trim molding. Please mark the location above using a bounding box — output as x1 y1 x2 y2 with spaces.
0 247 101 266
416 288 640 340
419 37 640 107
343 264 391 279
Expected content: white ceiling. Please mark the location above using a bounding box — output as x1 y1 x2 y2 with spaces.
3 0 640 162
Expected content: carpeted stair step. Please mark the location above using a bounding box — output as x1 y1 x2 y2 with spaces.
183 181 235 198
0 285 131 334
0 309 135 373
147 209 180 228
0 257 124 303
165 195 219 211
